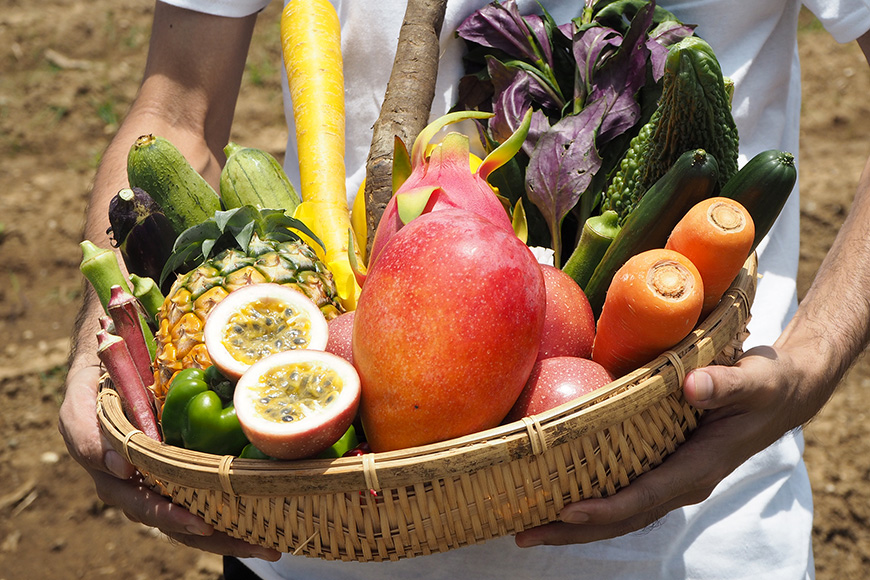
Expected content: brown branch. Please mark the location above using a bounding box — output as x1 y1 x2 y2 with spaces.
363 0 448 256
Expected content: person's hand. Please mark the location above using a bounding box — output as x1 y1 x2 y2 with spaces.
58 356 281 560
514 344 815 547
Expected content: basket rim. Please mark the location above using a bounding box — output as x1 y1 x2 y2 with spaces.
98 254 757 497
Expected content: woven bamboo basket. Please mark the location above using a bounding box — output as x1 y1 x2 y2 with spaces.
97 254 757 562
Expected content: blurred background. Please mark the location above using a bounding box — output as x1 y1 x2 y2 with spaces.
0 2 868 578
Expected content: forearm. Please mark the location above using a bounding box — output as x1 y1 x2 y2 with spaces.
72 3 257 369
775 153 870 419
774 32 870 421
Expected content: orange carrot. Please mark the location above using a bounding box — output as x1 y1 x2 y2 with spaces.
281 0 361 309
591 249 704 378
665 197 755 316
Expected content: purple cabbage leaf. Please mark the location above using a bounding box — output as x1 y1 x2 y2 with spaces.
524 98 608 264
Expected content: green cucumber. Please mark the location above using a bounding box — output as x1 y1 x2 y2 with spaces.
562 210 621 290
720 149 796 252
220 142 301 214
585 149 720 316
127 134 222 234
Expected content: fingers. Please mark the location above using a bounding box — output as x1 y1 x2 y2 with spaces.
684 345 781 410
59 364 136 478
91 470 211 536
514 468 714 547
163 530 282 561
60 346 281 561
91 471 281 560
514 419 736 547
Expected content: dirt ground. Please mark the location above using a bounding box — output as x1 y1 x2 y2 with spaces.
1 2 868 579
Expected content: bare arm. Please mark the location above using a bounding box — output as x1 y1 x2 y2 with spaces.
73 1 258 361
517 29 870 546
775 30 870 409
59 2 279 559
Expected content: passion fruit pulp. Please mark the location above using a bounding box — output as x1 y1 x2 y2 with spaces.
233 349 361 460
204 283 329 380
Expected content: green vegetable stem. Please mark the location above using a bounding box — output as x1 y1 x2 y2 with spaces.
129 274 165 323
79 240 133 311
80 241 156 357
562 210 621 289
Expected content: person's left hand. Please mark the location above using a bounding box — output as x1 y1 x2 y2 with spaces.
513 344 815 546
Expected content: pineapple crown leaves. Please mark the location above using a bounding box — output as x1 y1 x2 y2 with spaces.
159 206 324 286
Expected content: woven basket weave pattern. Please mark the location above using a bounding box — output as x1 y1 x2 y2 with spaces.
97 255 756 562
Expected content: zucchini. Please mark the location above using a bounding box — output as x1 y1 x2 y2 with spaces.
585 149 719 316
127 134 222 234
220 142 302 214
720 149 796 252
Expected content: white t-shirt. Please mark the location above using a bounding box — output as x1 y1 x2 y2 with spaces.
158 1 870 578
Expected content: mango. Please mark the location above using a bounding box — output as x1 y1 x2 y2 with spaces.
353 210 545 452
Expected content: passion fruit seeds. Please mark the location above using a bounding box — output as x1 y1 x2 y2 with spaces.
234 350 361 460
223 299 314 364
253 361 343 424
204 283 329 379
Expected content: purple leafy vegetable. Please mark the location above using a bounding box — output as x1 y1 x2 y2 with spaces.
572 26 622 109
525 99 608 264
488 57 560 147
455 0 697 258
456 0 554 72
583 1 655 141
647 20 696 79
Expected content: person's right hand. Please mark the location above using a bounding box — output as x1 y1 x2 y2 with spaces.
58 356 282 560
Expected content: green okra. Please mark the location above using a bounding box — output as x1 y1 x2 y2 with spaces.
80 240 156 358
129 274 165 322
562 210 621 291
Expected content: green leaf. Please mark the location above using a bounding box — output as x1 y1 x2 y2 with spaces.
479 108 533 180
396 186 438 224
172 220 221 251
160 243 202 286
233 221 256 252
392 136 412 194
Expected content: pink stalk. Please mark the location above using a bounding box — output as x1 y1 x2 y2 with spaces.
107 285 154 388
99 315 114 333
97 330 162 441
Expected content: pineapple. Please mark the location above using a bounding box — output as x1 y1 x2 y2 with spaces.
152 207 343 400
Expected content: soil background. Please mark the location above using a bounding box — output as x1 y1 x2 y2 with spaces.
1 2 869 579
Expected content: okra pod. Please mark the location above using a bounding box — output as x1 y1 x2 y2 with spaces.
562 210 621 291
108 285 155 388
97 330 161 441
80 240 156 357
129 274 164 322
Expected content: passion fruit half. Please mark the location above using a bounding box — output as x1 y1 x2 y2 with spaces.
233 349 361 460
204 283 329 380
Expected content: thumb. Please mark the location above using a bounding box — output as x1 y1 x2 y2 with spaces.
684 365 742 410
685 345 779 410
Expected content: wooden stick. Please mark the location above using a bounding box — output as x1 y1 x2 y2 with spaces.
363 0 448 255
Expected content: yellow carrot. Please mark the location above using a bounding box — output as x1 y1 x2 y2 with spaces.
281 0 360 309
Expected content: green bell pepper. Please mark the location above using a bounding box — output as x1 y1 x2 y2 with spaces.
316 424 359 459
237 425 360 461
239 443 273 460
161 367 249 456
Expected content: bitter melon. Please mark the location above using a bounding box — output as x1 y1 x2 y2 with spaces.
602 36 739 222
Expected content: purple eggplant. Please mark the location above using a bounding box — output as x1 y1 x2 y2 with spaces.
107 187 176 291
